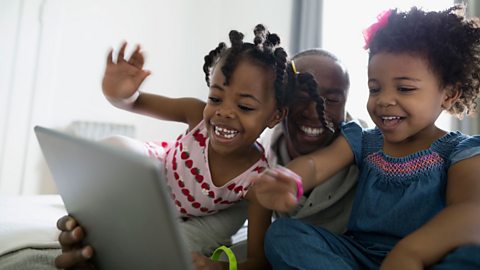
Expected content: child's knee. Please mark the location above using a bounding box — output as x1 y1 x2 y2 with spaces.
265 218 304 245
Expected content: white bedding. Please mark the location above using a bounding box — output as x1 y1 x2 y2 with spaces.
0 194 248 268
0 195 66 257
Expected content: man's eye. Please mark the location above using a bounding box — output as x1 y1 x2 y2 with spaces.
326 98 340 104
208 96 220 103
238 105 254 112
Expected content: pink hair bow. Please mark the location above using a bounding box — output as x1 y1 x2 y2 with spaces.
362 9 392 50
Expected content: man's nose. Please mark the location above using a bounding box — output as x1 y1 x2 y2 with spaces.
303 101 320 119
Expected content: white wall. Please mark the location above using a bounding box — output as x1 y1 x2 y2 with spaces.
0 0 293 195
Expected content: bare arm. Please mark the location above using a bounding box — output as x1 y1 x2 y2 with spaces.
287 135 354 191
191 193 272 270
253 135 354 213
131 93 206 130
381 155 480 269
237 191 273 270
102 41 205 129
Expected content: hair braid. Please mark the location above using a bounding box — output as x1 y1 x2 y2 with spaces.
296 72 333 132
203 42 227 87
202 24 289 109
273 47 288 107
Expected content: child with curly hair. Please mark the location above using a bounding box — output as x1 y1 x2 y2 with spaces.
253 6 480 269
54 24 321 270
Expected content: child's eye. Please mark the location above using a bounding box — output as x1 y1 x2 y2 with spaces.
369 88 380 94
398 87 416 92
208 96 221 103
238 105 254 112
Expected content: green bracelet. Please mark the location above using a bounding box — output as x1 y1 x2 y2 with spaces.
210 245 237 270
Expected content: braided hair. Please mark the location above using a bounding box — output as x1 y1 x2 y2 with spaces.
284 50 337 132
202 24 288 109
367 6 480 117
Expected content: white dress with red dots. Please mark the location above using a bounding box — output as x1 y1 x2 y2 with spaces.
145 120 268 218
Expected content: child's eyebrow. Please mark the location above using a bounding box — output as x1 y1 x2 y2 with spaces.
393 76 421 82
211 83 262 104
210 84 224 91
368 77 421 83
238 93 261 104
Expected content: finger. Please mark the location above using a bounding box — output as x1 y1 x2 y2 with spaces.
57 215 76 231
281 194 298 211
251 170 281 190
128 46 145 69
59 226 85 247
276 166 301 180
54 246 93 269
117 41 128 62
272 167 300 187
106 48 113 65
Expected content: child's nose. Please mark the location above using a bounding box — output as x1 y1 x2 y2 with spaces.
376 90 397 107
215 106 235 118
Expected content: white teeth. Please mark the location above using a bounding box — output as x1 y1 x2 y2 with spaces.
300 125 324 136
382 116 401 120
214 126 238 139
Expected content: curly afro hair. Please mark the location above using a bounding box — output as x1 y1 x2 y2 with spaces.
367 6 480 117
202 24 288 109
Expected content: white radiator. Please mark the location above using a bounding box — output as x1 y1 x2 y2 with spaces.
67 121 135 140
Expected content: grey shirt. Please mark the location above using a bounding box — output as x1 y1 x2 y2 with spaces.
260 122 360 234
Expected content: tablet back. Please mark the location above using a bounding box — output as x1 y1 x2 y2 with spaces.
35 126 193 270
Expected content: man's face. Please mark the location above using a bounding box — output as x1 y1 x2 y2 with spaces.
284 54 349 158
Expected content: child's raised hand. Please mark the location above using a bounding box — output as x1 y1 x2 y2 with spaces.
102 42 151 102
251 167 299 213
55 215 96 269
191 251 222 270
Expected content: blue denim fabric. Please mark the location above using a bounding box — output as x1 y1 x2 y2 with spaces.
265 218 386 270
429 245 480 270
340 122 480 245
263 122 480 269
265 218 480 270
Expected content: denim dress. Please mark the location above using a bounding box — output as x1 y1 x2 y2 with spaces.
343 122 480 247
264 121 480 270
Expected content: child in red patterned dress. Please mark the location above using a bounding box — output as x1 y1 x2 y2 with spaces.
54 24 328 270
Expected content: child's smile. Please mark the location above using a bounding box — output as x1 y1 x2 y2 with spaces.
203 59 279 156
213 125 238 139
375 115 405 132
367 52 448 147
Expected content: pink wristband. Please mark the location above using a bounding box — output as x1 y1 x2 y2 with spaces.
276 166 303 201
293 175 304 201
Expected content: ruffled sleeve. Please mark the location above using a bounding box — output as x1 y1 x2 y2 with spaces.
450 135 480 165
340 121 364 167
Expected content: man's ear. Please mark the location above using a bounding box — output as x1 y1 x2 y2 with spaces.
441 83 461 110
267 108 288 128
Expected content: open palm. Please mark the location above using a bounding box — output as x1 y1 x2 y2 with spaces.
102 42 151 100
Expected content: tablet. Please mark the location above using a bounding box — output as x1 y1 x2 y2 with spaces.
35 126 193 270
